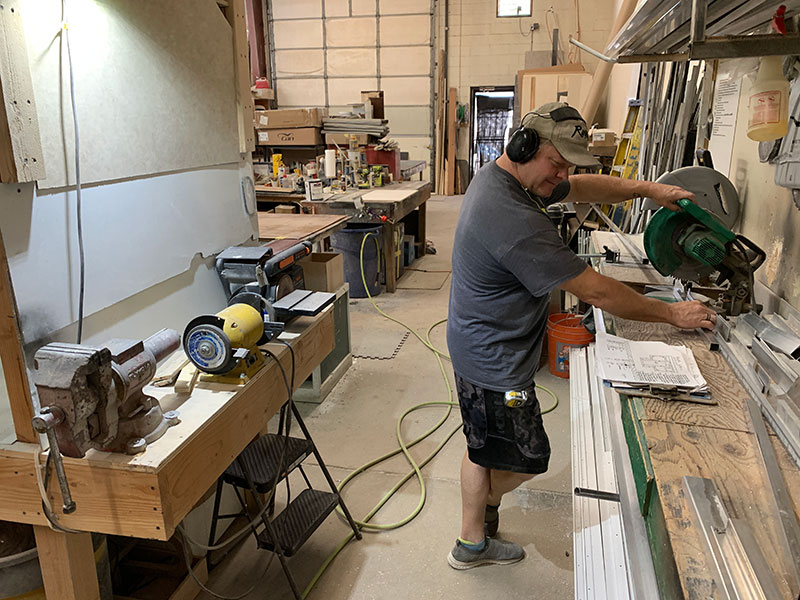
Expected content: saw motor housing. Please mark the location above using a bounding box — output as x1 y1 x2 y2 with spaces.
644 198 765 316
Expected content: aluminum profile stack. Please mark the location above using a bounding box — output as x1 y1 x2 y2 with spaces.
606 0 800 60
570 345 659 599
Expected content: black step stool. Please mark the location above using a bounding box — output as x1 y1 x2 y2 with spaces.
208 402 361 599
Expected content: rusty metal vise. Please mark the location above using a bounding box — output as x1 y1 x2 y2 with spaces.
32 329 182 513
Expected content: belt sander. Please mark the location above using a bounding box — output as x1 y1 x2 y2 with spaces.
183 241 335 383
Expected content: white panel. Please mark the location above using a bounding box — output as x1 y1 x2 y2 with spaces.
379 15 431 45
385 107 431 135
379 0 431 14
326 17 377 47
327 78 379 106
273 19 323 49
24 0 239 190
276 78 326 106
351 0 376 15
274 49 325 77
327 49 377 76
380 46 431 76
380 77 431 106
272 0 322 19
325 0 349 17
1 166 255 343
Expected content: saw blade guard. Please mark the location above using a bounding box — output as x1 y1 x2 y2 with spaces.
644 198 736 280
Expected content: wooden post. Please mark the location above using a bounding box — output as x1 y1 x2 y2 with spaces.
579 0 638 125
0 0 45 183
0 228 36 442
225 0 255 153
33 527 100 600
444 87 457 196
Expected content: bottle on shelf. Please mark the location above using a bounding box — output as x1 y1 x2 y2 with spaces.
747 56 790 142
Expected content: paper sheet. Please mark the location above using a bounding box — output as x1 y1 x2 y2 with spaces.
594 333 707 391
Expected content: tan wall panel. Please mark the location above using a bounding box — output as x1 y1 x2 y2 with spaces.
327 48 377 77
272 0 322 20
351 0 377 15
380 0 431 14
385 107 431 135
327 77 378 106
381 77 430 106
326 17 377 47
274 49 324 77
380 46 430 76
273 19 323 49
276 78 326 106
380 15 431 45
325 0 349 17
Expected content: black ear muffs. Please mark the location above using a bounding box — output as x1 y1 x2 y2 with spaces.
506 126 540 163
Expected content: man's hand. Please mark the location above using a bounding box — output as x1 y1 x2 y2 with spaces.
646 182 695 211
667 301 716 330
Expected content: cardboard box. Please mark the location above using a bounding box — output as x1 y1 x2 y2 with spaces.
361 91 384 119
252 88 275 100
301 253 344 293
325 133 371 146
254 108 327 130
590 129 616 146
256 127 323 146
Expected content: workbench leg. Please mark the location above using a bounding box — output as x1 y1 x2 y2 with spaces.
382 222 397 293
34 526 101 600
417 202 427 257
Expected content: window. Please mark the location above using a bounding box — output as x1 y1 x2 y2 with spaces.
497 0 532 17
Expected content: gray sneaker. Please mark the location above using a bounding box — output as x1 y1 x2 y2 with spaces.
447 538 525 570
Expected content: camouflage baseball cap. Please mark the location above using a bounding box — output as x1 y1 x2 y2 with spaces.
521 102 600 168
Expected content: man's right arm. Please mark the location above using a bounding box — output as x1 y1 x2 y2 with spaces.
560 265 715 330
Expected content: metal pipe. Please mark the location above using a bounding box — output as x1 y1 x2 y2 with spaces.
568 37 617 63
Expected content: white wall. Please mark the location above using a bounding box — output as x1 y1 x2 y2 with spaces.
0 2 258 442
726 61 800 307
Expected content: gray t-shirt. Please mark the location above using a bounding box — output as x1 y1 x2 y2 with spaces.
447 161 587 392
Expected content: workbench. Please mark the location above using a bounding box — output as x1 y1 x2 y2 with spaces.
571 230 800 599
0 307 335 599
257 213 349 246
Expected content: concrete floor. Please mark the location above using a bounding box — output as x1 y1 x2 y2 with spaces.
204 194 574 599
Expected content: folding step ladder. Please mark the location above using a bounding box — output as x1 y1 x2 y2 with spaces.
208 401 362 599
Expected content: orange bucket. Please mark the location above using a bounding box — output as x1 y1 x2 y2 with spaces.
546 313 595 378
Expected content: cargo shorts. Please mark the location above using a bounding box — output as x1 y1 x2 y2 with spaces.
455 374 551 474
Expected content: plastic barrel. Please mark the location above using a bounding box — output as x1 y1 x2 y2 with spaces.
330 224 382 298
546 313 595 378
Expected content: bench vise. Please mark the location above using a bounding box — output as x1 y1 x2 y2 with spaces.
32 328 181 459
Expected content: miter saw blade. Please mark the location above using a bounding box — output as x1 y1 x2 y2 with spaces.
641 166 740 229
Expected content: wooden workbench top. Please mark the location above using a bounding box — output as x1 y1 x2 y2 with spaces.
610 316 800 599
0 307 335 540
257 213 349 242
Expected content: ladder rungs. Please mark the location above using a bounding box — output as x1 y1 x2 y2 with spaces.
257 489 339 557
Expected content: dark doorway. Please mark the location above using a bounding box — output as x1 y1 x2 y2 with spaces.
469 86 515 180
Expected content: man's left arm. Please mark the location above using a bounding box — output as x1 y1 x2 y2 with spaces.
564 174 695 210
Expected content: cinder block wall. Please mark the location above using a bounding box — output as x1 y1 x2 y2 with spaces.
434 0 616 162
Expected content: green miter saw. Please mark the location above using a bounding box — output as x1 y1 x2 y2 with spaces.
643 168 766 317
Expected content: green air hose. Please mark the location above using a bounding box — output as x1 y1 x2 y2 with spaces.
301 232 558 597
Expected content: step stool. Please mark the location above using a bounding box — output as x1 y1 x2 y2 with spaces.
207 402 362 599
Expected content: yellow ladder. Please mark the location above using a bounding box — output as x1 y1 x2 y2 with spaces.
611 99 642 179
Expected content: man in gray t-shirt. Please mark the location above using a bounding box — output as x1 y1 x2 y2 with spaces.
446 103 715 570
